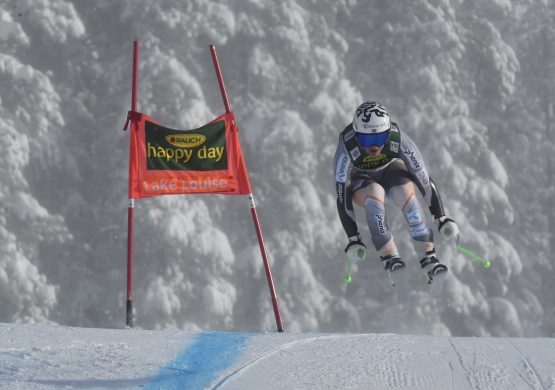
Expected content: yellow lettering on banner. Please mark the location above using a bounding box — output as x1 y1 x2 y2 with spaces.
198 146 207 159
147 143 158 158
214 147 224 162
182 149 193 163
165 148 175 162
147 143 194 163
197 146 225 162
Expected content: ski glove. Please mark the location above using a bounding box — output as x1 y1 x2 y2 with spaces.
437 216 460 240
345 235 367 263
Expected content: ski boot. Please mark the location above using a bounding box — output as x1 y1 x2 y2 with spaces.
420 250 448 296
381 254 408 302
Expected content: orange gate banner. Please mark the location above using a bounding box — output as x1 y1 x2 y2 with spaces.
127 111 252 198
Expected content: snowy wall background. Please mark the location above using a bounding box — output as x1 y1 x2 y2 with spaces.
1 0 554 337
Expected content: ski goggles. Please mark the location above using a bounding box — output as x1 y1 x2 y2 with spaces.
355 131 390 148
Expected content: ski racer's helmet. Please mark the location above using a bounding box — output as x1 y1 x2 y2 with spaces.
352 101 391 147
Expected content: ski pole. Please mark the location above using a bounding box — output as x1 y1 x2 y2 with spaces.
455 243 492 269
344 259 353 285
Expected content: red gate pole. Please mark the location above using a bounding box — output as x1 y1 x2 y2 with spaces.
125 40 139 328
209 44 284 332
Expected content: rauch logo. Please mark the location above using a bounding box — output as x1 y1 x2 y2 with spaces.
165 134 206 148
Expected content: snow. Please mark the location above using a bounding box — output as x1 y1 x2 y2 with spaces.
1 323 555 389
1 0 555 340
18 0 85 42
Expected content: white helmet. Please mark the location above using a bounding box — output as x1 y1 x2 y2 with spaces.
352 101 391 134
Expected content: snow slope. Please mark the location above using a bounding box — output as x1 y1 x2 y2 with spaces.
1 323 554 390
1 1 555 337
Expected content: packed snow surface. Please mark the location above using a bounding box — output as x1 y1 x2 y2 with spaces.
1 1 555 337
1 323 554 389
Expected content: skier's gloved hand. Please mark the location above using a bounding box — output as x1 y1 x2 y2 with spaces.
345 235 367 263
437 216 460 240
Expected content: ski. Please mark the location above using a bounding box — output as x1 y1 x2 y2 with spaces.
383 257 409 302
344 259 353 285
427 264 448 297
389 267 409 303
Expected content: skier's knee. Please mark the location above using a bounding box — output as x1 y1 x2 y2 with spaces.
409 223 432 242
402 194 433 242
365 198 392 249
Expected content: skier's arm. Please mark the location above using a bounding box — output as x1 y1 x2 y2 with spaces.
400 133 447 218
401 133 459 239
334 141 358 238
429 178 445 219
337 182 358 237
400 133 435 209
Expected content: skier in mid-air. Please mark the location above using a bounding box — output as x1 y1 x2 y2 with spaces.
334 101 459 294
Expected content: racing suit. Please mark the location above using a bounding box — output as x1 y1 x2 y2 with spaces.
333 122 446 254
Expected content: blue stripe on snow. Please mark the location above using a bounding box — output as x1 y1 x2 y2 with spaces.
145 332 250 390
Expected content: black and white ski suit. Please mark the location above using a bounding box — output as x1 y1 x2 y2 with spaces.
333 122 446 251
